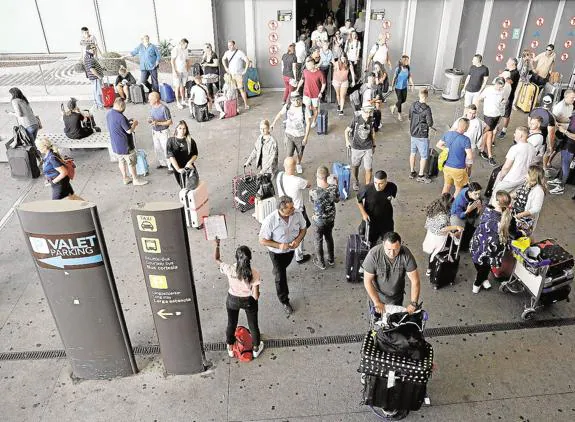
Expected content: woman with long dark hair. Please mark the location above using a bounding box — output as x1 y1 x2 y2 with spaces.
422 193 463 275
8 87 40 142
390 55 415 121
166 120 198 188
470 190 515 294
214 239 264 358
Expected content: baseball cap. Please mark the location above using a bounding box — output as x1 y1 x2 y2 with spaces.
290 91 302 100
542 95 553 105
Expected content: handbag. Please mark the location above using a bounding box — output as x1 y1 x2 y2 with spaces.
184 165 200 190
375 311 429 361
256 173 275 199
438 148 449 171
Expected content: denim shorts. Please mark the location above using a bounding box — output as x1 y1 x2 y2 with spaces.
410 137 429 159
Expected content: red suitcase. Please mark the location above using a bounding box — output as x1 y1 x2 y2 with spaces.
225 98 238 118
102 83 115 108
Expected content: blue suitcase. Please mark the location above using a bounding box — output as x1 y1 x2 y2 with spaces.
136 149 149 176
159 83 175 103
317 109 328 135
244 67 261 97
332 161 351 200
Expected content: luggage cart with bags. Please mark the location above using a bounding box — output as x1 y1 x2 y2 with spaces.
499 238 573 320
359 305 433 420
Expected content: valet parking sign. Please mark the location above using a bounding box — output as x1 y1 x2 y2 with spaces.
26 230 103 270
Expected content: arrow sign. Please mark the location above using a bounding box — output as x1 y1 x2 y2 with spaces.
38 254 103 269
157 309 182 319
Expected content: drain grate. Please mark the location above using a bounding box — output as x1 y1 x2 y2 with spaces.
2 317 575 362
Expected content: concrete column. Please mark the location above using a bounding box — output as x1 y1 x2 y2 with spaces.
476 0 494 56
245 0 257 64
403 0 417 57
549 0 566 45
432 0 465 88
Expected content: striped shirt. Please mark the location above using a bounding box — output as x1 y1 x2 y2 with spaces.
84 53 104 80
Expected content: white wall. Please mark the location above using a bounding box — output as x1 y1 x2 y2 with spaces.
156 0 215 49
37 0 100 53
0 0 47 53
98 0 157 52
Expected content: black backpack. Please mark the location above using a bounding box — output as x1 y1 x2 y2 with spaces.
376 311 429 361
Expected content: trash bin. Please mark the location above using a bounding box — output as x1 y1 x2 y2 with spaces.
442 68 465 101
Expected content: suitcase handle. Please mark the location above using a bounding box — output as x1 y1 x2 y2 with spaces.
362 220 370 248
447 231 462 260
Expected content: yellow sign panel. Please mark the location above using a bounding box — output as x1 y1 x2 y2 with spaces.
137 215 157 232
142 238 161 253
149 275 168 289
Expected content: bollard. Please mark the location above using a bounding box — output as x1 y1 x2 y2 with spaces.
17 200 137 379
131 202 205 375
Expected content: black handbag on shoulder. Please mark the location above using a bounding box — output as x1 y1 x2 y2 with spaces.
256 173 275 199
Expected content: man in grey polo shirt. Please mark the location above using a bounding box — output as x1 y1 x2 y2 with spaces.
362 231 421 314
259 196 309 316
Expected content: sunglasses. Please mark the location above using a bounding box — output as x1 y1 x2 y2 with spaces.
546 49 553 51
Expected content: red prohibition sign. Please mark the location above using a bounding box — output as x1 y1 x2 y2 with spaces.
269 45 279 55
495 53 504 62
497 43 506 52
269 56 279 66
561 52 569 61
502 19 511 29
500 31 508 40
269 32 279 42
571 17 575 26
531 40 539 49
268 20 278 31
565 40 573 49
536 17 544 27
383 20 391 29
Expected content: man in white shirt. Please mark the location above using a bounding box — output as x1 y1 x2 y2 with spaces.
366 35 391 71
339 19 354 42
490 126 536 205
276 157 311 264
527 116 545 164
354 11 366 39
79 26 102 59
546 89 575 169
222 40 250 110
475 77 506 166
451 104 487 175
170 38 189 109
310 24 328 49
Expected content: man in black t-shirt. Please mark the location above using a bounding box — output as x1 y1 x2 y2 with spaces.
497 58 521 139
462 54 489 107
356 170 397 245
345 105 376 191
529 96 556 151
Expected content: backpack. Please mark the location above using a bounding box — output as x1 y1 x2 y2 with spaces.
232 326 253 362
376 311 429 361
394 65 411 84
284 102 307 129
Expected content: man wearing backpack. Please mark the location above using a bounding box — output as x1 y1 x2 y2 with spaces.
408 88 434 183
345 105 376 191
222 40 250 111
270 92 311 174
366 34 392 72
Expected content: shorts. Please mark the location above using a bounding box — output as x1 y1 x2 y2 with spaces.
410 137 429 159
116 149 137 166
231 73 244 90
503 100 512 118
173 71 188 87
285 133 305 157
484 115 501 131
332 79 349 89
443 166 469 188
51 177 74 200
303 95 320 108
464 91 480 107
350 148 374 169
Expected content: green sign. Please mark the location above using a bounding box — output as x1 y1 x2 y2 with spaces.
512 28 521 40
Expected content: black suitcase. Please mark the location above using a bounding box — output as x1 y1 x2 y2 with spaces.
345 223 370 283
535 239 574 279
359 331 433 412
193 103 210 122
316 109 328 135
129 84 146 104
424 149 439 178
484 165 503 198
232 172 259 213
429 234 461 289
6 138 40 179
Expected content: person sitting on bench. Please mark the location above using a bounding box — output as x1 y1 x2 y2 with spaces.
62 97 100 139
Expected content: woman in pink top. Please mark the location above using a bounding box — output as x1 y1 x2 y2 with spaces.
332 54 350 115
214 239 264 358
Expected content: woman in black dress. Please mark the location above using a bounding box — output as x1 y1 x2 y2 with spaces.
166 120 199 188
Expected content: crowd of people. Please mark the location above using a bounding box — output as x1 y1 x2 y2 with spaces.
9 16 575 360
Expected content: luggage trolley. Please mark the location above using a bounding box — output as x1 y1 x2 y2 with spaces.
359 305 433 420
499 239 573 320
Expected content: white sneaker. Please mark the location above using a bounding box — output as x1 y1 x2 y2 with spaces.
390 105 396 115
482 280 492 290
548 178 562 185
227 344 233 358
219 112 225 120
296 164 303 174
550 185 565 195
397 113 403 121
472 285 481 294
177 102 184 110
133 179 149 186
253 341 265 358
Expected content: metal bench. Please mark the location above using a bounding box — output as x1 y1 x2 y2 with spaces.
48 132 117 162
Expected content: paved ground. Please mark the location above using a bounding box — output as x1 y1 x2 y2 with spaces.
1 91 575 421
